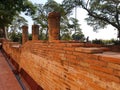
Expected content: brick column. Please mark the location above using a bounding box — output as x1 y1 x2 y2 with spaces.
22 25 28 44
48 12 61 42
32 25 39 40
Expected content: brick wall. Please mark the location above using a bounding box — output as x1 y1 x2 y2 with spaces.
2 41 21 65
2 11 120 90
106 45 120 52
2 40 120 90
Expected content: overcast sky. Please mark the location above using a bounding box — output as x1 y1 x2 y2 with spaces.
22 0 118 40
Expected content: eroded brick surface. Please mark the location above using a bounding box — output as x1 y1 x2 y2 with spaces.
3 40 120 90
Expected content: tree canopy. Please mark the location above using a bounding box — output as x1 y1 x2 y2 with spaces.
62 0 120 39
32 0 84 40
0 0 36 27
0 0 36 38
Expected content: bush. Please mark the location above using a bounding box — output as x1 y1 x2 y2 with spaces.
92 39 120 45
9 32 22 43
92 39 103 44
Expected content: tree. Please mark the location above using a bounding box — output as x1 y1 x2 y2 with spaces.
9 15 27 33
0 0 36 38
9 32 22 43
32 4 48 39
62 0 120 40
33 0 84 40
8 15 27 42
32 0 68 40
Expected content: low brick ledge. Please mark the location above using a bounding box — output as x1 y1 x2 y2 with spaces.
95 52 120 64
1 48 43 90
75 47 103 53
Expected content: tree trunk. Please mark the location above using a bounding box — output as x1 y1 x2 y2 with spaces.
5 27 8 39
2 27 6 38
2 26 8 39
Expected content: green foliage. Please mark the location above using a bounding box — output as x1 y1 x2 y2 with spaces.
44 0 65 14
39 32 47 40
0 0 36 28
28 34 32 40
62 0 79 15
92 39 120 45
110 39 120 45
84 0 120 31
9 15 28 33
9 32 22 43
0 0 36 38
22 0 36 16
28 33 47 40
61 33 72 40
32 0 67 40
62 0 120 38
0 29 4 38
72 33 84 41
33 0 84 40
92 39 104 45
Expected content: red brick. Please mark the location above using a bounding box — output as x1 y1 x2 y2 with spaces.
66 51 73 54
75 47 103 53
97 53 120 64
108 63 120 71
90 83 106 90
94 71 120 83
3 38 120 90
65 54 76 60
63 47 75 51
90 65 113 74
84 59 107 67
114 70 120 77
66 43 84 47
79 61 90 67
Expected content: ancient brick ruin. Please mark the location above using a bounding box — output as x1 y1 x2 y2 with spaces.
0 12 120 90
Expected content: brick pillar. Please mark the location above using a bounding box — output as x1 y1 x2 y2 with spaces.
48 12 61 42
22 25 28 44
32 25 39 40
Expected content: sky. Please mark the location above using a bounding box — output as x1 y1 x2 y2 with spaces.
21 0 118 40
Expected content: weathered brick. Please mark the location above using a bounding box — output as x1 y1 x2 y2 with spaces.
63 47 75 51
75 47 103 53
108 63 120 71
114 70 120 77
80 61 90 67
94 71 120 83
66 51 73 54
90 65 113 74
97 53 120 64
2 35 120 90
84 59 107 67
88 81 106 90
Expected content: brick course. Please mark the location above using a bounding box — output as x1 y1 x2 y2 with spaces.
2 40 120 90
